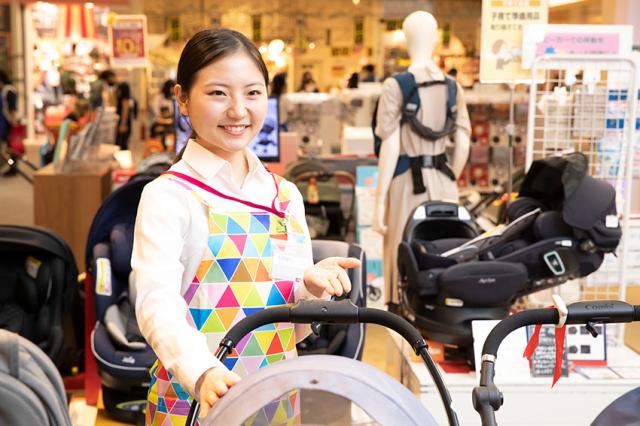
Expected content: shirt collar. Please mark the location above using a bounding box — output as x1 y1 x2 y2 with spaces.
182 139 268 183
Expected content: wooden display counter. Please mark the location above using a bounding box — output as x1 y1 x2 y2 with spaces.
34 163 112 271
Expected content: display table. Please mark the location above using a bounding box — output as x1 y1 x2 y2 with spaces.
34 163 112 271
388 332 640 425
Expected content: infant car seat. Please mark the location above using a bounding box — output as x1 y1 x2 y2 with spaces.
86 176 157 423
397 153 621 362
0 225 80 370
284 160 355 239
297 240 367 360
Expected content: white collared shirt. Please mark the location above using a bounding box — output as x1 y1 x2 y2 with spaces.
132 140 317 397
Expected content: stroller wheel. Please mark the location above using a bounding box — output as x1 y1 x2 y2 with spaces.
101 385 147 424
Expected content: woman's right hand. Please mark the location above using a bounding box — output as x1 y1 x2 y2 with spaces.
196 366 241 419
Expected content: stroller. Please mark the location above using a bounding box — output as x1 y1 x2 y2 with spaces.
185 299 456 425
474 299 640 426
284 160 355 240
397 153 621 363
85 175 157 422
0 224 82 371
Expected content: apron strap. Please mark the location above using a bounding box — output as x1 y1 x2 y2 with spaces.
162 170 286 218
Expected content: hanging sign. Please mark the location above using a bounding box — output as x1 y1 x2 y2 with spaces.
109 15 148 68
480 0 548 83
522 24 633 69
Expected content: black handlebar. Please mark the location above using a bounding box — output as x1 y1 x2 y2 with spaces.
187 300 459 426
473 300 640 426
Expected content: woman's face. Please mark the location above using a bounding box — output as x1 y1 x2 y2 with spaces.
175 51 267 158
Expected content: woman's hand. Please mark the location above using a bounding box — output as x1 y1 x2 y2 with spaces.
196 366 241 419
303 257 362 298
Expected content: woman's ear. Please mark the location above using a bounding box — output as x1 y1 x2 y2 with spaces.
174 84 189 116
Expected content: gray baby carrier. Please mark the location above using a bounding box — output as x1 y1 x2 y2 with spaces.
0 329 71 425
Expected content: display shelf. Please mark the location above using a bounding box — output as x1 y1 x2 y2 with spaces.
388 331 640 425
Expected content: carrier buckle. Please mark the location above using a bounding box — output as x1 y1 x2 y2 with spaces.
420 155 434 168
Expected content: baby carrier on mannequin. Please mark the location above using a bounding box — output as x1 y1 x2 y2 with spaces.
397 153 621 364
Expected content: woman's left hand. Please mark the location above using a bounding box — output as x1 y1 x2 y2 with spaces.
303 257 362 298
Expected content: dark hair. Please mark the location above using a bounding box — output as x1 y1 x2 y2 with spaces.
363 64 375 73
161 79 175 99
270 72 287 97
347 72 359 89
176 28 268 96
0 70 11 85
99 70 115 81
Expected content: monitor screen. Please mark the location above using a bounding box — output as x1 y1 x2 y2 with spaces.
248 97 280 162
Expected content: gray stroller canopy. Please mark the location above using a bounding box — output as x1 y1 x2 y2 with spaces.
204 355 437 425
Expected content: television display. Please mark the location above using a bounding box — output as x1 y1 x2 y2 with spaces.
248 97 280 162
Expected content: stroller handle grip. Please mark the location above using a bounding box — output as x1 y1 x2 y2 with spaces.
473 300 639 426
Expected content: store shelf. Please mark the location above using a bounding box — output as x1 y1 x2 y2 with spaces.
389 332 640 425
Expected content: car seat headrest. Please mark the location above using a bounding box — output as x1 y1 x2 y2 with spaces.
507 197 545 222
533 211 573 241
110 223 134 281
104 292 146 351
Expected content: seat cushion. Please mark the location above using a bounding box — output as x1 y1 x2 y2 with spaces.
437 261 527 307
91 322 155 380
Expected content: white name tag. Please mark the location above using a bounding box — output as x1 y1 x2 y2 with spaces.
271 234 309 282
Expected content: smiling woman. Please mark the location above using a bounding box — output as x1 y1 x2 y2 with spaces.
131 28 360 426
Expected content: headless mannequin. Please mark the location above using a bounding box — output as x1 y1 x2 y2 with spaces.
372 11 470 306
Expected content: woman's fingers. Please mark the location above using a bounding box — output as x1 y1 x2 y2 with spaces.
337 268 352 294
328 276 343 296
199 391 219 419
223 371 241 387
335 257 361 270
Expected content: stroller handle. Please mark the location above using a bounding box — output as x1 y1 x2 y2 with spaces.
186 299 460 426
473 300 640 426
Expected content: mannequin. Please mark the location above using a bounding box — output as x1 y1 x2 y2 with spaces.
372 11 471 307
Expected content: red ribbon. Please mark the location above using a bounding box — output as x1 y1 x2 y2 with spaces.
523 308 566 387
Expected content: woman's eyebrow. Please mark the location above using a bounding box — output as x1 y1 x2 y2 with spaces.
203 81 264 88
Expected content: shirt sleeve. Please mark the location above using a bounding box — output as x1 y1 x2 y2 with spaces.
374 76 403 140
132 179 223 398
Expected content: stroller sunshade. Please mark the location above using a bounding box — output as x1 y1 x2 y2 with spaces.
204 355 437 425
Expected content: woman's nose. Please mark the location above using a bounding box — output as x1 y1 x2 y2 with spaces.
227 98 247 119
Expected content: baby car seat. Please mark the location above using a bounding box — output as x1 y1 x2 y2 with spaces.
296 240 367 360
86 176 157 423
0 225 80 370
284 160 355 239
0 329 72 426
397 153 621 362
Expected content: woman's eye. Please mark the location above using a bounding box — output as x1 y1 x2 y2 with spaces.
248 90 262 96
208 90 226 96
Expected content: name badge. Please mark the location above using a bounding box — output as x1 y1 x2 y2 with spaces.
271 221 310 282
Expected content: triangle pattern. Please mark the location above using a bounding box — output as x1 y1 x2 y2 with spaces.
266 285 286 306
172 383 189 400
201 311 225 333
183 283 199 305
158 398 167 413
164 383 177 400
216 286 240 308
279 328 294 352
233 213 251 233
279 200 291 211
241 335 264 356
270 233 288 241
262 239 274 256
212 213 227 232
259 357 269 368
230 260 252 282
155 412 167 426
273 400 289 424
289 216 305 234
188 290 209 309
256 284 273 306
207 215 224 234
229 234 247 254
266 333 284 355
157 378 169 396
250 234 269 256
264 401 279 423
207 236 225 257
243 287 264 307
243 258 260 281
230 283 253 305
218 238 241 259
203 261 227 283
164 398 176 413
204 284 227 306
223 357 238 371
254 330 276 354
148 403 157 423
217 258 240 281
266 354 285 364
242 238 260 258
270 216 287 234
275 281 294 303
235 333 251 353
169 414 183 424
243 307 263 318
217 308 240 330
256 323 276 331
189 308 212 330
255 214 271 232
255 261 271 282
195 260 213 282
226 217 245 235
232 357 247 377
249 215 268 233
